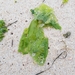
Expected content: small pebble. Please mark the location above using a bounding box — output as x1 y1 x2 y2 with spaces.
63 31 71 38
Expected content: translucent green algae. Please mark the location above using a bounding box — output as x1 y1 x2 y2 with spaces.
0 20 8 41
62 0 69 4
18 4 61 66
18 20 48 65
31 4 61 30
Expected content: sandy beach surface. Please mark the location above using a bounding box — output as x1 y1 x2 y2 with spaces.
0 0 75 75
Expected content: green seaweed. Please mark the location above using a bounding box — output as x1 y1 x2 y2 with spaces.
31 4 61 30
62 0 69 4
0 20 8 41
18 20 48 65
18 4 61 66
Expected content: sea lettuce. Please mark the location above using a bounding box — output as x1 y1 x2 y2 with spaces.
31 4 61 30
18 4 62 66
29 38 48 65
0 20 8 41
62 0 69 4
18 20 48 65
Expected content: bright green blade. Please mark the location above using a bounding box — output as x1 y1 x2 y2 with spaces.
31 4 61 30
0 20 8 42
